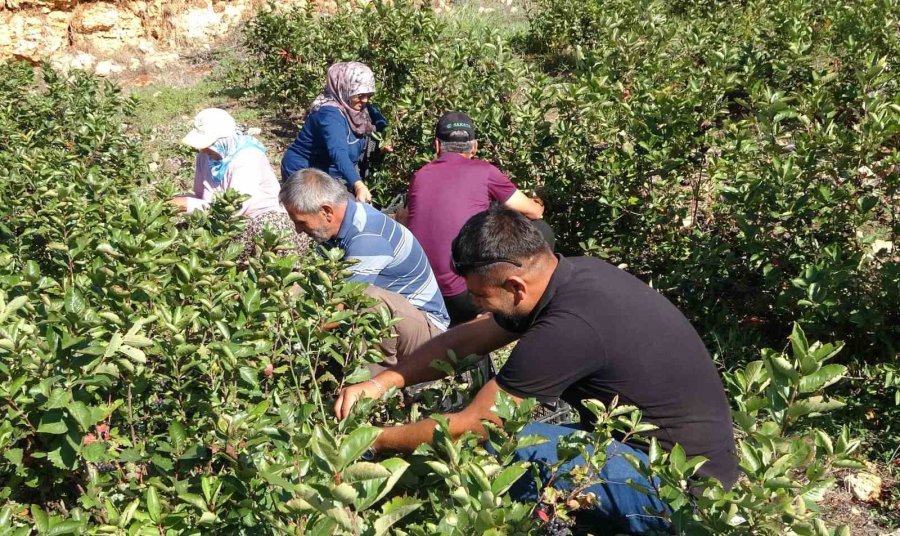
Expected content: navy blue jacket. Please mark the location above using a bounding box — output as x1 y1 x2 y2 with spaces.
280 104 387 186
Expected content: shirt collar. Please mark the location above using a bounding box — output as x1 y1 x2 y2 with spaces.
334 200 357 243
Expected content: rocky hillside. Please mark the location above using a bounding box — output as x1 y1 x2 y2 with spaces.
0 0 363 75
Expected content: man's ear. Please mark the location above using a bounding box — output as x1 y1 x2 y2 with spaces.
321 204 335 222
434 139 441 155
471 140 478 157
504 276 528 305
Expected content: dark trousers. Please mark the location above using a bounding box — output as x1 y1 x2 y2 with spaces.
444 290 482 326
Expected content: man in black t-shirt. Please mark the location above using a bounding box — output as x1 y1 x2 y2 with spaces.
334 206 738 534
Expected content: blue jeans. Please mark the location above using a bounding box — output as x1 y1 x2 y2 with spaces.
490 422 671 535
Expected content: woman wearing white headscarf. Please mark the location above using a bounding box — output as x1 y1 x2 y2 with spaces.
280 61 389 203
171 108 311 259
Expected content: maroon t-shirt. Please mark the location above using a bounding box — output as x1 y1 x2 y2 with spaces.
407 153 517 297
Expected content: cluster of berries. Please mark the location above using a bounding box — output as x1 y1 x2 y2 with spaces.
95 462 117 474
542 517 575 536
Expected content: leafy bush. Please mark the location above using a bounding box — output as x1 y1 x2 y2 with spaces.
241 0 898 363
0 62 415 534
2 0 895 529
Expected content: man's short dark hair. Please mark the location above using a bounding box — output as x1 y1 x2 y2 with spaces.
438 138 477 154
451 205 552 281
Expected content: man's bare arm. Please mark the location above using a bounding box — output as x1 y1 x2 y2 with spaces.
503 190 544 220
334 315 517 420
380 314 517 390
374 379 521 452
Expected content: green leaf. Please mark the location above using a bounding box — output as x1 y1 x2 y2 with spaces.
790 323 809 358
342 461 392 482
374 496 422 536
47 440 78 469
769 355 800 382
103 332 123 359
122 333 153 348
177 492 207 511
64 287 86 316
310 428 342 472
198 511 218 525
81 441 106 462
169 422 187 452
258 465 298 491
787 396 845 419
814 430 834 455
48 520 82 536
31 505 49 534
117 344 146 364
68 401 98 432
4 448 23 467
798 364 847 393
0 295 28 323
37 409 69 434
338 426 380 469
670 444 687 473
491 463 528 496
146 487 162 522
238 366 259 389
354 457 410 511
800 477 835 501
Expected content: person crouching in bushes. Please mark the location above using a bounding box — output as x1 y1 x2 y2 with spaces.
169 107 311 259
401 111 553 326
280 61 390 204
280 169 449 374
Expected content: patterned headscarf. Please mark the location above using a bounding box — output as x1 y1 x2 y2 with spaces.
310 62 376 137
206 133 266 184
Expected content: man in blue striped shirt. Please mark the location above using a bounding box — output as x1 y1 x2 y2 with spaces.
280 168 449 367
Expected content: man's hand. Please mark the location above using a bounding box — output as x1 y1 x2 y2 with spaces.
168 196 189 211
369 379 514 454
393 206 409 226
334 379 384 420
354 181 373 203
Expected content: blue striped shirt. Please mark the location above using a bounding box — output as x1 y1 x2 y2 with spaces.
328 201 450 330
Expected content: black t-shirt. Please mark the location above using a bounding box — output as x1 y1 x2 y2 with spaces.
495 255 738 487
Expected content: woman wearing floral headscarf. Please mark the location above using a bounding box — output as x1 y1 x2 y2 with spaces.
280 61 389 203
171 107 311 259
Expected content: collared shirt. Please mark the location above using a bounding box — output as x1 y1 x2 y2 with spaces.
406 153 518 297
495 255 739 488
327 201 449 330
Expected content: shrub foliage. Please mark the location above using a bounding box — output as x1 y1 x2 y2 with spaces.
0 0 896 532
244 0 898 361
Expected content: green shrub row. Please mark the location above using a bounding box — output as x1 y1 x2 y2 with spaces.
0 60 867 535
0 0 895 531
243 0 898 364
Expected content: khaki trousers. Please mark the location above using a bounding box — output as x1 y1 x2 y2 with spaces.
364 286 444 373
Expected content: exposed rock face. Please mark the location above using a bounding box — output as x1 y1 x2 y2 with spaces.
1 9 72 62
0 0 329 72
71 2 144 54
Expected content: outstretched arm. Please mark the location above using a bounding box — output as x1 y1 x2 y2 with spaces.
503 190 545 219
334 314 518 419
373 379 521 453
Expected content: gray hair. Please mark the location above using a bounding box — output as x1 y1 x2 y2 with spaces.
438 139 477 154
279 168 351 213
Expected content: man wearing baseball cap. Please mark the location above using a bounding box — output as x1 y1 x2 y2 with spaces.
403 111 552 325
